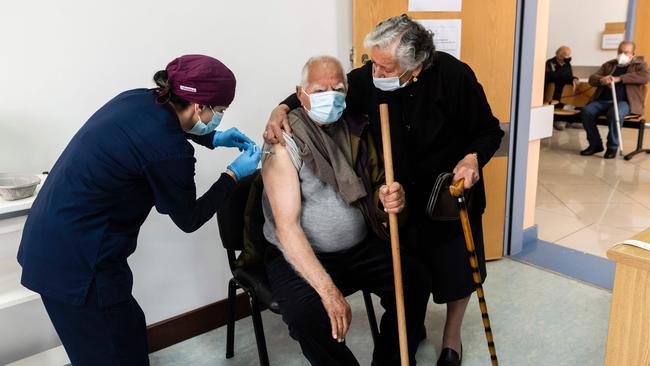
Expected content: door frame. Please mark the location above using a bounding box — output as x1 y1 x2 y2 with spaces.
504 0 538 255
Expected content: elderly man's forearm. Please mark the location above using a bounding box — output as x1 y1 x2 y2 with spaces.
276 227 336 296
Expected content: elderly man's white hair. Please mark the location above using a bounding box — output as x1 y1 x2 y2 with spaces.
300 55 348 89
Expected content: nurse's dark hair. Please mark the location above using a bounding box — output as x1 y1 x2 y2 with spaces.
153 70 191 109
364 14 436 71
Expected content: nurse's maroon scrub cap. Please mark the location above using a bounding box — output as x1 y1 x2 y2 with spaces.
166 54 236 106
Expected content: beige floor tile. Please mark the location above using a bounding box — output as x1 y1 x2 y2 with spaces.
536 184 561 204
555 224 640 258
564 203 650 228
538 167 604 185
536 202 578 217
544 183 635 204
535 208 591 243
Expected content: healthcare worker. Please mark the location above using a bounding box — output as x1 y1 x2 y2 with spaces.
17 54 260 365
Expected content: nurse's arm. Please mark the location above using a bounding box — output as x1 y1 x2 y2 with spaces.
262 144 351 341
144 157 236 233
185 131 216 150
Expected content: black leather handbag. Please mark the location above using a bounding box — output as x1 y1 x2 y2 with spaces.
425 172 473 221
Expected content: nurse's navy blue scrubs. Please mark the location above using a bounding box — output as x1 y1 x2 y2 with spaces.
17 88 235 365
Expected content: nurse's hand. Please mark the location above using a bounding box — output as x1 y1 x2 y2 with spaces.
213 128 254 151
263 104 292 146
452 153 480 189
227 145 261 180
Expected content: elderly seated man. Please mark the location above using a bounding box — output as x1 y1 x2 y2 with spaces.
580 40 650 158
261 55 429 366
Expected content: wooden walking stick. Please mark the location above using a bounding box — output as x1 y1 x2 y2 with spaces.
379 103 409 366
449 179 499 366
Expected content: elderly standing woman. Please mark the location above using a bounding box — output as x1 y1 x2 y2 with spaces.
265 15 504 366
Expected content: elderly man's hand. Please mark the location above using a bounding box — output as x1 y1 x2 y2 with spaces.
263 105 292 145
379 182 406 214
321 286 352 343
453 153 480 189
600 75 614 85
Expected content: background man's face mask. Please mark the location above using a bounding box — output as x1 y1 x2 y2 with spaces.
303 90 347 125
617 53 631 66
187 107 223 135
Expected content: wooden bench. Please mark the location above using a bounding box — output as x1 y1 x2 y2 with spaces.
546 82 649 160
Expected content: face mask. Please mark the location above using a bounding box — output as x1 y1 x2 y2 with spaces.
617 53 631 66
564 57 572 63
302 90 346 125
187 107 223 135
372 68 409 91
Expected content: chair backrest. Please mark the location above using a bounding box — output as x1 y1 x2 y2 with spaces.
217 170 269 269
217 171 258 251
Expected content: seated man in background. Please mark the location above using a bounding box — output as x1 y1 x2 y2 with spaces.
545 45 579 130
261 55 429 366
580 41 650 158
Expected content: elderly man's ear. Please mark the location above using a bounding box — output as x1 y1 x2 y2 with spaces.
296 85 309 108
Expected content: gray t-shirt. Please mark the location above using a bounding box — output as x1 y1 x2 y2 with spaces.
262 133 367 253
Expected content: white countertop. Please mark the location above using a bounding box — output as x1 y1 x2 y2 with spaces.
0 175 46 217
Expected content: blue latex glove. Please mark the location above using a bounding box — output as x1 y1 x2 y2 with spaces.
213 128 255 151
227 144 261 180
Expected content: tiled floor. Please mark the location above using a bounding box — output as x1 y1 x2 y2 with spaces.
151 258 612 366
536 123 650 257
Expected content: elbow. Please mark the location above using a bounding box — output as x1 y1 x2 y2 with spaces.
275 222 299 243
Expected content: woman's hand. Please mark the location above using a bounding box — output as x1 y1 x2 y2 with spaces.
452 153 480 189
263 104 292 145
213 127 254 150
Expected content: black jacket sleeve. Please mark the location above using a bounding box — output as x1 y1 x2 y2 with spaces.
185 131 216 150
144 157 236 233
457 63 505 167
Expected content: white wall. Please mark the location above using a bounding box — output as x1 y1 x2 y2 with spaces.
0 0 351 359
547 0 628 66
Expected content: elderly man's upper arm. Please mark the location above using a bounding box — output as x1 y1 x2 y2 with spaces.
262 144 301 227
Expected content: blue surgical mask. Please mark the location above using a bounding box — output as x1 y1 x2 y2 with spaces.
187 107 223 135
302 90 346 125
372 69 409 91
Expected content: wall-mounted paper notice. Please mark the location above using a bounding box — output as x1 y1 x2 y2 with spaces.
602 33 625 50
408 0 461 12
416 19 462 59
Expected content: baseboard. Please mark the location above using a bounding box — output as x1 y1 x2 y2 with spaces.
147 293 251 353
523 225 538 245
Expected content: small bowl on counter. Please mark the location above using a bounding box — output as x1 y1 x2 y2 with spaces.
0 173 42 201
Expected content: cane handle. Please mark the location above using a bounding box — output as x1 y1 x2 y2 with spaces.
449 178 465 197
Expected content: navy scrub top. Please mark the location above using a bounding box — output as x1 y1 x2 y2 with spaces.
18 89 236 306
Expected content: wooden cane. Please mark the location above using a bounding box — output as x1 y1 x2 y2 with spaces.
379 103 409 366
449 179 499 366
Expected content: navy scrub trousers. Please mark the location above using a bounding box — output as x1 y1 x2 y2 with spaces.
17 89 236 365
41 284 149 365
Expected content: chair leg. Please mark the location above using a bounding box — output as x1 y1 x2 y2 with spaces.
624 119 650 160
226 278 237 359
362 290 380 347
249 292 270 366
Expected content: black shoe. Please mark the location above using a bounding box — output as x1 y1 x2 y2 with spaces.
604 148 618 159
437 345 462 366
580 145 604 156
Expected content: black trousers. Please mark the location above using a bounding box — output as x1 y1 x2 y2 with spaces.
41 284 149 366
265 236 430 366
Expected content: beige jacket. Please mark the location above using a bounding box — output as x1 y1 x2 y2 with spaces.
588 57 650 115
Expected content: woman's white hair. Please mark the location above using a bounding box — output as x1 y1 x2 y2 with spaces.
300 55 348 89
363 14 435 71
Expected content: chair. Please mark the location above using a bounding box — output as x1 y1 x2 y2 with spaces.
217 171 380 366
